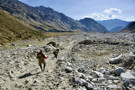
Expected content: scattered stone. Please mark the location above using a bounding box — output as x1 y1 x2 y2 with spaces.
78 78 87 86
92 71 104 78
27 45 33 47
99 67 106 74
109 54 122 64
121 70 135 79
85 75 93 81
47 42 57 47
107 85 120 89
43 45 56 53
107 80 113 84
71 76 79 84
121 70 135 90
78 40 93 45
113 80 120 84
106 75 119 80
78 68 86 73
86 83 93 90
115 67 125 76
65 67 73 73
10 43 16 46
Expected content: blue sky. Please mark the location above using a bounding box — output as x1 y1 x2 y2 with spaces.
19 0 135 21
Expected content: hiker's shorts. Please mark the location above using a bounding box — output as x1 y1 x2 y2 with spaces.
38 59 45 65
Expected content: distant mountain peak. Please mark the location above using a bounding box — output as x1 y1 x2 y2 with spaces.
97 19 130 32
79 18 108 32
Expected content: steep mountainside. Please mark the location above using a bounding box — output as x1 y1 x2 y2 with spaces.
79 18 108 32
0 0 86 32
0 0 107 32
122 21 135 32
98 19 130 32
0 9 44 43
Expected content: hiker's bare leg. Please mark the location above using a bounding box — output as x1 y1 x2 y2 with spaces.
55 54 57 58
38 61 42 71
42 62 46 72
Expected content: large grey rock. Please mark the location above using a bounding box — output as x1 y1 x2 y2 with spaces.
86 83 93 90
121 70 135 90
121 70 135 79
115 67 125 76
72 76 80 84
78 78 87 86
43 45 56 53
109 54 122 64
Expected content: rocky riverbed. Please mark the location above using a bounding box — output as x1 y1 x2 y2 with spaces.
0 32 135 90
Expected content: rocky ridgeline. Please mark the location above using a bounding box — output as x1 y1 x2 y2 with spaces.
0 33 135 90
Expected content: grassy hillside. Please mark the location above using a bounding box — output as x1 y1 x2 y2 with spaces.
0 9 45 44
122 21 135 33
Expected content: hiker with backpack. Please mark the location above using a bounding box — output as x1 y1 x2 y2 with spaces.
53 49 59 59
37 50 48 72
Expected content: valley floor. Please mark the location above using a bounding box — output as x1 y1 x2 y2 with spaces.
0 32 135 90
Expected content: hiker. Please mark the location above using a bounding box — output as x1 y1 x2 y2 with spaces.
37 50 48 72
53 49 59 58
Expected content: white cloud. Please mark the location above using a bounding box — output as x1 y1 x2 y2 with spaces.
123 16 135 21
84 13 107 20
104 8 122 14
84 12 122 20
83 8 135 21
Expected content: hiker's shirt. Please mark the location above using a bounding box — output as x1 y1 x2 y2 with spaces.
37 52 48 61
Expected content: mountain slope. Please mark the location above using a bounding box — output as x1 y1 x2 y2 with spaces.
0 0 107 32
79 18 108 32
0 0 87 32
122 21 135 32
98 19 130 32
110 26 124 32
0 9 44 43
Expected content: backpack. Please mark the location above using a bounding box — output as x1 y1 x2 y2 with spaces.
37 52 43 60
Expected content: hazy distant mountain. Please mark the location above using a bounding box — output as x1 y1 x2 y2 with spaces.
79 18 108 32
110 26 124 32
97 19 130 32
122 21 135 32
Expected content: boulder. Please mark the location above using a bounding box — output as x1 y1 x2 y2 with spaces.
123 52 135 68
109 54 122 64
78 40 93 45
65 67 73 73
71 76 79 84
121 70 135 90
78 68 86 73
114 67 125 76
43 45 56 53
86 83 93 90
99 67 106 74
78 78 87 86
47 42 57 47
121 70 135 79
